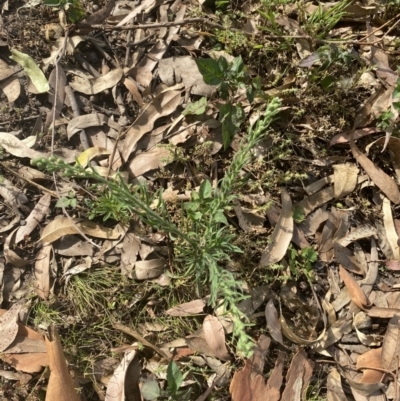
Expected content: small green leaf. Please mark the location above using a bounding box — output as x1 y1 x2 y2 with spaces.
196 58 225 85
320 75 335 91
217 56 229 72
199 180 212 199
66 3 86 23
220 82 229 100
167 361 184 395
393 83 400 99
214 210 228 225
182 97 207 116
229 56 244 76
252 76 262 91
141 381 161 400
246 87 254 104
219 103 245 149
55 197 70 208
44 0 60 6
184 202 199 212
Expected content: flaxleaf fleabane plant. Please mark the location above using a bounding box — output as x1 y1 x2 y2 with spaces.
31 97 281 357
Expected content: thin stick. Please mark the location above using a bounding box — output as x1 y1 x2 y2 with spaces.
111 320 170 361
0 162 59 199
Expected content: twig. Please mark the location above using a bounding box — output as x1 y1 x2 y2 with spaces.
111 320 170 361
0 162 59 199
126 33 156 48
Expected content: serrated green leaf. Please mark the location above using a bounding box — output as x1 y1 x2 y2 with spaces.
196 58 225 85
182 97 207 116
199 180 212 199
141 381 161 400
10 49 49 93
167 361 184 395
219 103 245 149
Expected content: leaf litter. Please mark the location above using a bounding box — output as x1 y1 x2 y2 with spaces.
4 1 400 400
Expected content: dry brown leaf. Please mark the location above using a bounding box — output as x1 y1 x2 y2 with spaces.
69 68 123 95
265 204 310 248
353 324 382 347
203 315 230 361
327 368 347 401
339 265 370 310
356 348 384 384
127 147 172 177
166 299 207 316
299 208 330 236
67 113 121 140
34 243 52 300
0 59 21 103
338 225 377 248
265 299 283 345
382 197 400 260
40 216 121 243
105 350 139 401
381 314 400 371
0 302 23 352
4 227 33 267
280 311 325 345
55 235 94 256
158 56 215 96
132 259 165 280
350 134 400 204
186 336 219 358
367 307 400 319
281 349 314 401
330 128 380 146
128 5 185 87
334 242 364 275
45 326 80 401
259 190 293 267
229 335 271 401
354 85 392 128
122 90 182 161
44 67 66 132
294 186 335 218
15 193 51 244
265 351 285 401
0 177 28 206
0 132 51 160
230 360 266 401
345 375 385 397
313 317 352 354
333 163 359 199
120 232 141 276
369 45 398 87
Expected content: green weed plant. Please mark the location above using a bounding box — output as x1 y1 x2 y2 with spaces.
32 94 280 357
